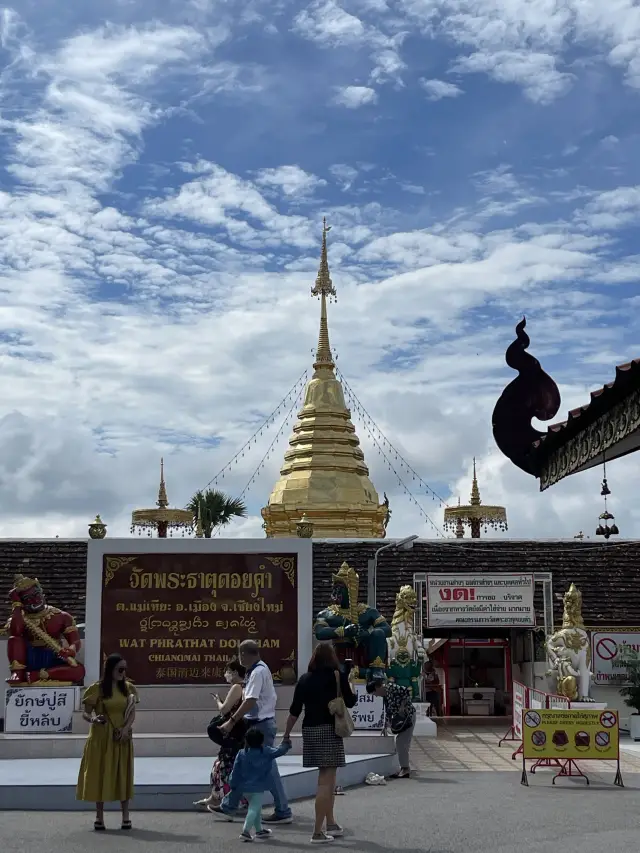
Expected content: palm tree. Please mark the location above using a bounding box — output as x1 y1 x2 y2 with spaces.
188 489 247 537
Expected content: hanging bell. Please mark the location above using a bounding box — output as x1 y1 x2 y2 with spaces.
610 523 619 535
596 524 605 536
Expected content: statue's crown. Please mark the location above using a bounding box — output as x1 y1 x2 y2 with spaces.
332 561 359 586
13 574 40 592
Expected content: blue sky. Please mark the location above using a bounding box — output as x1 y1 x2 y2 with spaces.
1 0 640 540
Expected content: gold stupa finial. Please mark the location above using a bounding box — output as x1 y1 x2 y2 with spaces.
470 457 481 505
157 457 168 508
561 583 585 630
311 218 337 370
195 500 204 538
260 218 387 539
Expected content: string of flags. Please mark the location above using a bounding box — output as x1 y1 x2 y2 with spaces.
212 386 305 536
198 369 308 494
337 367 449 507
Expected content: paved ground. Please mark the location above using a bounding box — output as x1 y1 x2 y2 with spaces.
3 770 640 853
411 725 640 777
5 727 640 852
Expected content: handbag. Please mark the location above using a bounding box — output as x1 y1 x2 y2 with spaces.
328 671 354 739
99 692 135 742
389 695 415 735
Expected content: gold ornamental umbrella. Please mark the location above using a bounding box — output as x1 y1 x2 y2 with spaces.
444 459 507 539
131 458 194 538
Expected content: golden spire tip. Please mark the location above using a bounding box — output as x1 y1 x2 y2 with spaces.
157 457 169 508
311 218 336 370
470 457 481 506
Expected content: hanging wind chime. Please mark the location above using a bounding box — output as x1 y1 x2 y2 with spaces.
595 455 619 539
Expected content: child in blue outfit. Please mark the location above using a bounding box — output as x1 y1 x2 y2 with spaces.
229 727 292 841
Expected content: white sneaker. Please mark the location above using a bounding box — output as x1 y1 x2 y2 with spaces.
254 829 272 842
326 824 343 837
310 832 335 844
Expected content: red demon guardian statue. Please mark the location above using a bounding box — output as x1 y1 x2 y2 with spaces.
5 574 85 685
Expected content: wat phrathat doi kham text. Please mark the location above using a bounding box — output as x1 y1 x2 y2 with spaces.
100 553 298 684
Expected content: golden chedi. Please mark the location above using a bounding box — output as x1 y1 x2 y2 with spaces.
261 220 388 539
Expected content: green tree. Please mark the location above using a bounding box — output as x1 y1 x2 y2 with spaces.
618 646 640 714
188 489 247 538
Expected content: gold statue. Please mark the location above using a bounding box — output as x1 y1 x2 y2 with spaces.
546 583 593 702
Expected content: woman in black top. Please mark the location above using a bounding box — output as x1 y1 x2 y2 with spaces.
283 642 356 845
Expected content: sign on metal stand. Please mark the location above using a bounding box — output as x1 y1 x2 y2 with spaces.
520 708 624 788
499 681 527 752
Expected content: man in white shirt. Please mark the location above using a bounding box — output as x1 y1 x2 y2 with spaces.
214 640 292 824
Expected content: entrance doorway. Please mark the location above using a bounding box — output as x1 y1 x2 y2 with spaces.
427 635 515 717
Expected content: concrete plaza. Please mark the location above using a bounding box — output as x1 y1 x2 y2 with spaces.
3 770 640 853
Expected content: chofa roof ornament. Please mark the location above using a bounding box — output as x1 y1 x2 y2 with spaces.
491 317 561 475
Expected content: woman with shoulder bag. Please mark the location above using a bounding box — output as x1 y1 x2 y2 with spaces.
195 658 247 810
366 677 416 779
76 653 139 831
283 643 356 844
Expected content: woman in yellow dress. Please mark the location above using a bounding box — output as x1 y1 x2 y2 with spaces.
76 653 139 830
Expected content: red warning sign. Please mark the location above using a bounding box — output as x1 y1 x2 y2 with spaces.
600 711 617 729
596 638 618 661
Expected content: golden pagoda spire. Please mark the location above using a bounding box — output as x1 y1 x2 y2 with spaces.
470 457 481 505
261 220 387 539
311 218 337 370
157 457 168 507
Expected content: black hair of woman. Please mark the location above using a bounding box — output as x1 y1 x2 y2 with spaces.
101 653 129 699
225 658 246 678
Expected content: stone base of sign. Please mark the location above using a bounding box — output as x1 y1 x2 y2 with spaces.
0 730 396 760
0 753 397 811
69 684 296 736
570 702 608 710
72 707 293 735
413 717 437 737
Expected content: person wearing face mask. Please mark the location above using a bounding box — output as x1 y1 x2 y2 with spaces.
194 658 247 810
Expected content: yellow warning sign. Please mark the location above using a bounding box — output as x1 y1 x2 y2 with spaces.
521 709 619 760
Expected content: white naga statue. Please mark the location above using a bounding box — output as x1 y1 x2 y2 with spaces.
546 583 593 702
388 585 426 665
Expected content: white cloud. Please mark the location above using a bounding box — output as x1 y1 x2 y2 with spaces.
451 50 573 104
254 165 326 197
330 163 359 190
331 84 378 107
420 78 463 100
0 2 640 550
293 0 366 46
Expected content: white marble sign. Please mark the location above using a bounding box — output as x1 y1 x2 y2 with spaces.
5 687 75 734
350 683 385 730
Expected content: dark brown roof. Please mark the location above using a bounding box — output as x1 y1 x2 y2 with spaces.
312 539 640 628
1 539 639 634
534 359 640 455
0 540 88 628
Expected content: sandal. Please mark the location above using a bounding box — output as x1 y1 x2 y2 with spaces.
121 820 132 831
94 820 105 832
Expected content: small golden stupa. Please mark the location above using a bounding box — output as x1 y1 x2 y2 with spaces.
131 458 194 538
443 458 508 539
261 220 388 539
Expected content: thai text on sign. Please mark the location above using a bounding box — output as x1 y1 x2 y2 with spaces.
100 553 298 684
591 631 640 685
5 687 75 734
350 684 385 730
425 574 535 628
522 709 619 761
